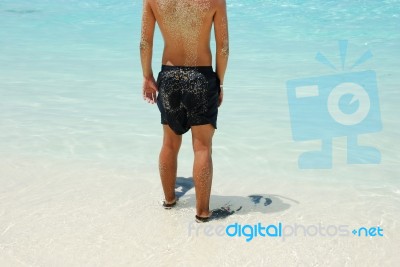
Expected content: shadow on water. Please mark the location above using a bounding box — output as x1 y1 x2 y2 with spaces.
4 9 40 14
174 177 299 221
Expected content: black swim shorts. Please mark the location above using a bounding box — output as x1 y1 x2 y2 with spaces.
156 65 221 135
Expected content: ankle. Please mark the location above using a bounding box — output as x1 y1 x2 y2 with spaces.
196 210 211 218
165 197 176 204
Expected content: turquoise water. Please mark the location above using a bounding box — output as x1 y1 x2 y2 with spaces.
1 0 400 265
1 0 399 180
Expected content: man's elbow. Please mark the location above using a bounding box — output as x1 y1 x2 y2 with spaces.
140 39 152 51
217 42 229 57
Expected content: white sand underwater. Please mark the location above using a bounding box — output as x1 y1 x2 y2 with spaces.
1 151 399 266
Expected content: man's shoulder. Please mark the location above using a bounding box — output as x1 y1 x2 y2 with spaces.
148 0 226 5
214 0 226 5
213 0 226 9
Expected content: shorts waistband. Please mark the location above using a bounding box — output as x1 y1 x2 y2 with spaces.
161 65 214 75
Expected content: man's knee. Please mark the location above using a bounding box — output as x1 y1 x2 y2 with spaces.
191 125 214 152
192 141 212 155
162 138 181 153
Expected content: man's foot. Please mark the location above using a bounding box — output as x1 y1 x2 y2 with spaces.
195 205 240 223
162 197 178 209
195 211 213 223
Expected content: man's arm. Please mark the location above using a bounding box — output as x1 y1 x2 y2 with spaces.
140 0 157 103
214 0 229 106
140 0 155 78
214 0 229 82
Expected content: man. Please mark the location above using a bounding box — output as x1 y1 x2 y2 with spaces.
140 0 229 222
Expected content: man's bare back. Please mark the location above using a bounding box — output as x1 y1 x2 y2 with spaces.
151 0 217 66
140 0 228 102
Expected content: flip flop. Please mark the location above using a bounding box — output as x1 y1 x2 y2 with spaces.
162 198 177 209
195 206 241 223
195 211 214 223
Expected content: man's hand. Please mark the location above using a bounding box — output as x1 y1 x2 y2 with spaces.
142 76 158 104
218 88 223 107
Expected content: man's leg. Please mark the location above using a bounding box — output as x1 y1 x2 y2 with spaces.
159 125 182 203
191 124 215 217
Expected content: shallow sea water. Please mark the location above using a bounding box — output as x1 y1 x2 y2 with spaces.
0 0 399 266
